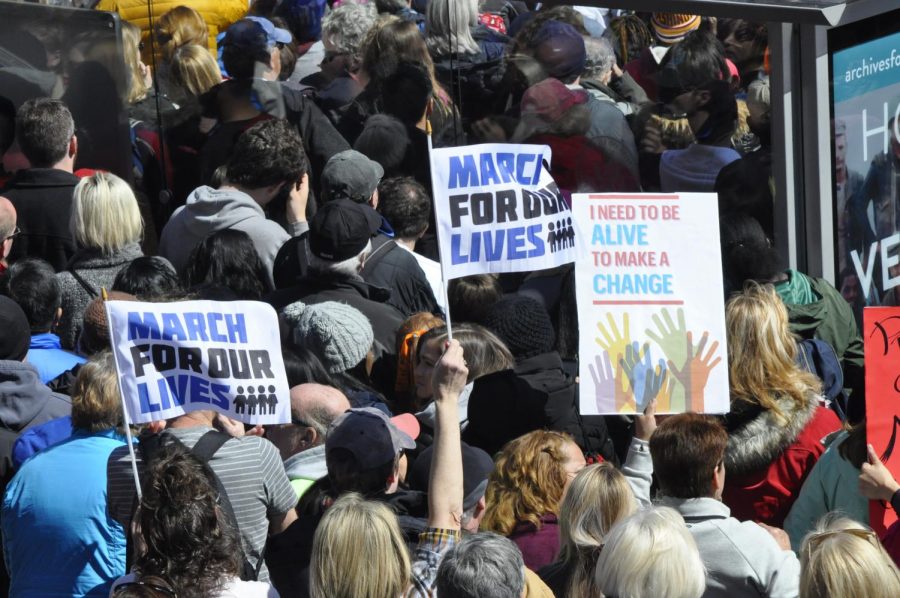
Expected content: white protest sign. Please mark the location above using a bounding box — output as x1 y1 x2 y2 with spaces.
106 300 291 425
573 193 729 415
430 143 577 280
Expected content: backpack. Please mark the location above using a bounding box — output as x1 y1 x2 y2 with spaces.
795 338 849 421
131 431 264 581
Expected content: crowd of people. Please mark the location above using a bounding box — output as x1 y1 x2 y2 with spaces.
0 1 898 597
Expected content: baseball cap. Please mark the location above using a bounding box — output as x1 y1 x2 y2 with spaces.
326 407 419 470
409 442 495 510
321 149 385 204
309 198 381 261
222 17 292 52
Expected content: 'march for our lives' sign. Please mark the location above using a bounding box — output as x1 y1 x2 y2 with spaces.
430 143 578 279
106 300 291 425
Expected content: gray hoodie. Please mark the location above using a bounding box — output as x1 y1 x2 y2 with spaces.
159 186 307 287
284 444 327 485
658 496 800 598
0 361 72 482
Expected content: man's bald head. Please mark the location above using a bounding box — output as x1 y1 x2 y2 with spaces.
291 383 351 438
267 383 352 460
0 196 17 260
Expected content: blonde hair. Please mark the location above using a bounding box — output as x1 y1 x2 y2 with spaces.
121 21 149 104
310 493 411 598
800 515 900 598
726 281 821 420
155 5 209 62
169 44 222 97
557 463 638 598
71 352 123 433
71 172 143 254
482 430 575 536
596 507 706 598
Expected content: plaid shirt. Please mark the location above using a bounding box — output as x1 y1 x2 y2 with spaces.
408 528 460 597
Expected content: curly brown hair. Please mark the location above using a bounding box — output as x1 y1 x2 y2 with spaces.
481 430 575 536
134 443 242 597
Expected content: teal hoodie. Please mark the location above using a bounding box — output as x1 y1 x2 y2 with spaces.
783 430 869 550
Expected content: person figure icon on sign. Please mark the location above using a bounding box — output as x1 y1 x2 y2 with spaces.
233 387 247 414
246 389 258 415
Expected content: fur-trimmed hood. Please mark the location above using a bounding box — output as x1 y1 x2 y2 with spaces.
724 392 821 476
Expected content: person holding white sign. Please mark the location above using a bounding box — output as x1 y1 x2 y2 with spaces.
106 409 299 582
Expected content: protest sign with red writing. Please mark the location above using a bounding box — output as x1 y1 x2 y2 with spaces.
865 307 900 534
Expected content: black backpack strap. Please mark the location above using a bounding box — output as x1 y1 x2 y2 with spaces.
189 431 264 581
67 268 99 298
189 429 232 462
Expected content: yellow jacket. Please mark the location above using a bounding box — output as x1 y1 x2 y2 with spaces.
96 0 248 60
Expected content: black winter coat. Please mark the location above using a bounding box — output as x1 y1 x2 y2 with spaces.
3 168 79 271
361 235 441 318
464 351 615 460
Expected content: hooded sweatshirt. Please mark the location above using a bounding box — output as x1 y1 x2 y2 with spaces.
284 444 327 499
159 186 307 287
0 361 72 486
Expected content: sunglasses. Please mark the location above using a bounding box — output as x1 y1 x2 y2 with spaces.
113 580 177 597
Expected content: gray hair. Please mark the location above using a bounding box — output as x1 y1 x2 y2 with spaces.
307 240 372 278
584 37 616 80
436 532 526 598
426 0 480 57
322 3 377 56
295 400 337 438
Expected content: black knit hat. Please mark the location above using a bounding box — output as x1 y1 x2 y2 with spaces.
483 295 555 360
0 296 30 361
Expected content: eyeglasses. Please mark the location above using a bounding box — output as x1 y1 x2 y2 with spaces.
4 227 20 241
804 528 879 560
113 580 177 597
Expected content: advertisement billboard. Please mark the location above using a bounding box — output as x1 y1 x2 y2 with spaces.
829 9 900 328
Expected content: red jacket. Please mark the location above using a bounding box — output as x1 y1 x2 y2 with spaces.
723 397 841 527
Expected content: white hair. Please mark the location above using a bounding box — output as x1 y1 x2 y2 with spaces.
583 37 616 80
596 507 706 598
321 3 377 56
426 0 480 58
308 240 372 278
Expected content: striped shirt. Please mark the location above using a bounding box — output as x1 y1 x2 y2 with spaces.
106 426 297 581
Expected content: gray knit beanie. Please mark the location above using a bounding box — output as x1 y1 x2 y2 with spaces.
286 301 374 373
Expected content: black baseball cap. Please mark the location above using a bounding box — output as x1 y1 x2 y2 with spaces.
409 442 495 510
309 198 381 261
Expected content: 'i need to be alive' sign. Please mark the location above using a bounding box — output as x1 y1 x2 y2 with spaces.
572 193 729 416
106 300 291 425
